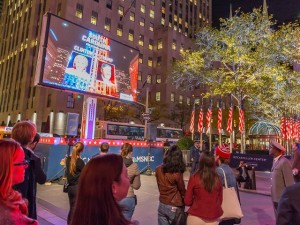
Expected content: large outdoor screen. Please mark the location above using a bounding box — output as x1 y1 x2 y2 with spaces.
35 14 138 102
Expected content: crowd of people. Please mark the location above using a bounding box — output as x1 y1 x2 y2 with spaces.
1 120 300 225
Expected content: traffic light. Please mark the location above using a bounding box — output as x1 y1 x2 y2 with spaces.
73 93 81 99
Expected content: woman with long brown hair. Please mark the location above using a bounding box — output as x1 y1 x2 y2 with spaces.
185 152 223 225
119 143 141 220
0 139 38 224
70 154 137 225
155 145 186 225
65 142 85 224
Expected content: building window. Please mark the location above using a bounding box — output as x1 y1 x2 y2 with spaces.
138 71 142 81
141 4 145 13
180 44 184 52
128 29 134 41
149 10 155 18
117 24 123 36
91 11 98 25
179 95 183 104
47 94 52 107
150 0 155 6
172 40 177 50
147 75 152 84
67 95 74 109
139 35 144 46
150 22 154 31
130 12 135 21
157 39 163 49
139 54 143 63
75 4 83 19
195 98 200 105
171 93 175 102
156 92 161 101
156 75 161 84
106 0 112 9
140 17 145 26
148 57 153 67
104 17 111 31
187 97 191 105
157 56 162 66
161 17 165 25
149 39 153 50
118 5 124 16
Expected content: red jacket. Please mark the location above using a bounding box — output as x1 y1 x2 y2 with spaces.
184 173 223 221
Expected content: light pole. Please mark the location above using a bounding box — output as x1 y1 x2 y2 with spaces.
144 87 150 140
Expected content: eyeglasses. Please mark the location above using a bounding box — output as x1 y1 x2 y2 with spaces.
14 160 29 167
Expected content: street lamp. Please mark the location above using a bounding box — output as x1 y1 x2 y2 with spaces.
144 87 150 140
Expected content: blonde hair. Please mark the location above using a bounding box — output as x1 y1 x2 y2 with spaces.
120 143 133 158
70 142 84 176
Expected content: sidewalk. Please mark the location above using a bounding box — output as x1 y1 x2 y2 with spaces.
37 170 275 225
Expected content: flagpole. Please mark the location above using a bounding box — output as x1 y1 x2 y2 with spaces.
209 98 212 152
218 96 222 146
229 94 233 153
199 100 203 151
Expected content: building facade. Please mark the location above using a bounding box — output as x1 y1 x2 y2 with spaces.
0 0 211 133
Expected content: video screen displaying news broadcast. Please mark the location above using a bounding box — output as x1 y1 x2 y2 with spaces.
38 14 138 102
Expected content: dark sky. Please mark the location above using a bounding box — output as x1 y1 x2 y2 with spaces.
212 0 300 28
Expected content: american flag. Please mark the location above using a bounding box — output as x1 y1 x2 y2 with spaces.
296 119 300 141
189 106 195 134
217 106 222 135
286 118 293 140
227 106 233 134
206 107 212 134
239 108 244 133
198 107 203 133
280 117 286 140
286 117 292 140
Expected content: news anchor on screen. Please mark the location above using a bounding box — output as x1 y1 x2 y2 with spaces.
95 62 118 97
96 63 115 85
63 54 92 91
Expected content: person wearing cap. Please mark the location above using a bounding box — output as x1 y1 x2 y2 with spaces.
215 144 240 225
269 140 294 216
190 140 201 175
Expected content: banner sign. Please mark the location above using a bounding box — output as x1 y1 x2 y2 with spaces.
230 153 273 171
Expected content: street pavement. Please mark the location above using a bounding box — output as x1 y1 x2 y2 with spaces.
36 170 275 225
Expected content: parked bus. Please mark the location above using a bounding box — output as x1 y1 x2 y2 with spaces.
94 121 183 142
0 126 13 138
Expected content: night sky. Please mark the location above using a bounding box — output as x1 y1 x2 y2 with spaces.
212 0 300 28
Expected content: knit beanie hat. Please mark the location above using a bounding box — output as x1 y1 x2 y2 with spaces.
216 144 231 159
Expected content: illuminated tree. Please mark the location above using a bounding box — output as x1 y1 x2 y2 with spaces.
171 8 300 151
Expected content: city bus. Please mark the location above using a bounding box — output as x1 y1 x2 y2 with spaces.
94 121 183 142
0 126 13 138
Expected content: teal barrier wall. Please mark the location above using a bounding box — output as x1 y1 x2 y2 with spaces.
35 143 164 181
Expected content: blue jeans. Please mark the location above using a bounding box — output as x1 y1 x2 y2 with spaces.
119 196 136 220
158 202 177 225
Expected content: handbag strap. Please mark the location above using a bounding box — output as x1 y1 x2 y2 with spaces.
219 167 228 188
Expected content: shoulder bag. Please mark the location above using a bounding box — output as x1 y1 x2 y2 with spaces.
63 178 69 193
219 168 243 220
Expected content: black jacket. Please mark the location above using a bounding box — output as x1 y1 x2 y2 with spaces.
236 165 251 178
66 156 85 186
13 147 47 219
276 182 300 225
